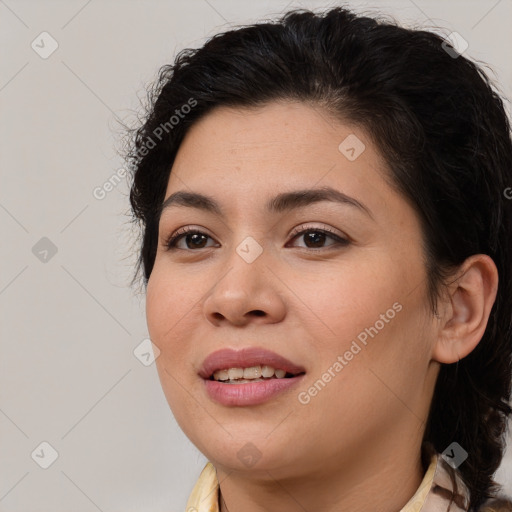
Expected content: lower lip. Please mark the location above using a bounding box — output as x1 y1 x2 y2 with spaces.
203 375 306 406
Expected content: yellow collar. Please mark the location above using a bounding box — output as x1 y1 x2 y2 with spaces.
185 451 470 512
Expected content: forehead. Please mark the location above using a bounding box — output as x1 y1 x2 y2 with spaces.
169 101 387 185
162 101 406 225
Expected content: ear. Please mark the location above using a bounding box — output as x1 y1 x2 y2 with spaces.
432 254 499 364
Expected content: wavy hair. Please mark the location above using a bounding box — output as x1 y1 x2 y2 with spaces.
124 5 512 509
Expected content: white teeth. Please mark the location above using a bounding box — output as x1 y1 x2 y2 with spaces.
212 365 291 382
243 366 261 379
225 378 266 384
261 365 274 378
214 369 229 381
227 368 244 380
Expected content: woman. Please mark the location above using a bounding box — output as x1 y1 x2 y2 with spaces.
125 5 512 511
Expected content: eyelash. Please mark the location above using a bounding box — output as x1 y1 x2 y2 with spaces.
163 224 349 251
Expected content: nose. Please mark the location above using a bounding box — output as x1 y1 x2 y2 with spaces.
202 239 286 327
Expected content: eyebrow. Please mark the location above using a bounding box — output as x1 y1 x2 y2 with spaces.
157 186 374 221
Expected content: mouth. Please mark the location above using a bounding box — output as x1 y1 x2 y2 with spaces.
199 347 306 406
199 346 306 381
207 365 305 384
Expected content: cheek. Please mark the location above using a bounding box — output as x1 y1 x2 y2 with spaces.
145 269 188 384
296 256 399 346
298 252 428 394
145 264 190 341
146 269 203 425
146 263 209 375
145 272 168 343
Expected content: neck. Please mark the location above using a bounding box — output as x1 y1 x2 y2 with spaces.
217 440 426 512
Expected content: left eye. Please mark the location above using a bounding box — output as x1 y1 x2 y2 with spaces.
289 227 349 249
163 226 349 251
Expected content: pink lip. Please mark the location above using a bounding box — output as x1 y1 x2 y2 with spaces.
198 347 306 379
199 347 306 407
204 375 306 406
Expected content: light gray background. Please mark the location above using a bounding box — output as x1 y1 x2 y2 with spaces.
1 1 511 510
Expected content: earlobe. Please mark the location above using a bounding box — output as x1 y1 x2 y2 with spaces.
431 254 498 365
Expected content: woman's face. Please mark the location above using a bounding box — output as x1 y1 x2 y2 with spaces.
146 100 439 477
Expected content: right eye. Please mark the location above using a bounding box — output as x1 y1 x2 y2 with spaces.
163 227 218 251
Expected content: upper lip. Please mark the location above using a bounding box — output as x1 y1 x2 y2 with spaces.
198 347 306 379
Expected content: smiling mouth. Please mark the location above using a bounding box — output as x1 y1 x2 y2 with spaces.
208 365 305 384
202 358 307 406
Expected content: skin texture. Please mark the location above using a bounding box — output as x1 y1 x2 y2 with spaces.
145 100 498 512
